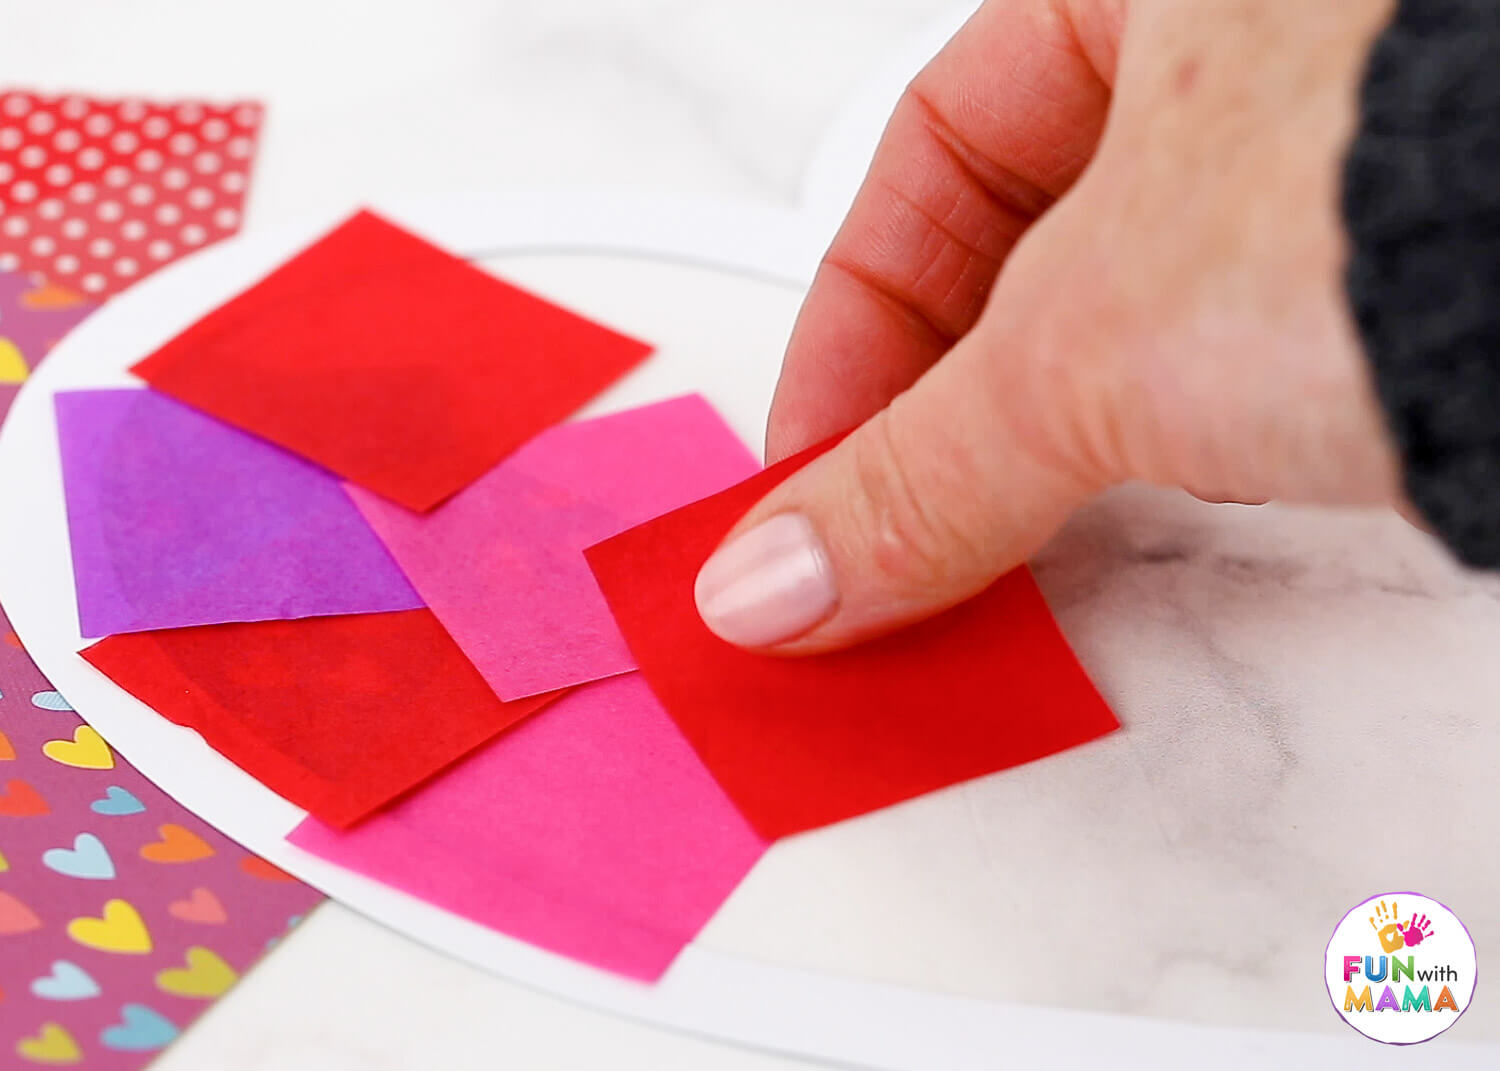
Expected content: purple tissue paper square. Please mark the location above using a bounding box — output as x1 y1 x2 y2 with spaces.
56 388 423 638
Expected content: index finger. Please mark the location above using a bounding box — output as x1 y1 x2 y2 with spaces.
766 0 1121 461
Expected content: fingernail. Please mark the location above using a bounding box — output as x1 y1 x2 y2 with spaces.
694 513 838 647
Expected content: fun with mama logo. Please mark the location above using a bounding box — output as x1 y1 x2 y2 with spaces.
1325 892 1477 1044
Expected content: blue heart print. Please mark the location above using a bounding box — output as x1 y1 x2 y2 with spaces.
91 785 146 816
101 1004 180 1052
31 960 103 1001
42 832 116 880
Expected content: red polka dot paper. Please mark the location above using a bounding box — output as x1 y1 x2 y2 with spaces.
0 92 261 298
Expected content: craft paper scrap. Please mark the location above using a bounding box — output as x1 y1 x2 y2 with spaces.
0 607 321 1071
585 439 1121 839
0 268 99 423
0 90 262 298
0 270 98 390
290 673 767 981
80 611 563 828
1 111 318 1071
131 209 655 512
56 389 424 638
350 395 760 700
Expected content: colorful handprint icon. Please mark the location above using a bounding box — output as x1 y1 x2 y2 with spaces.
1369 898 1407 953
1401 913 1435 948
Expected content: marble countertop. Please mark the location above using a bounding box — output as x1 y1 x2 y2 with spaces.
6 1 1498 1067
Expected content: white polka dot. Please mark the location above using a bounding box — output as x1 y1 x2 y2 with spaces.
0 162 11 183
127 183 154 206
59 96 86 118
121 219 147 241
83 113 112 137
193 151 221 174
219 171 246 194
30 235 55 256
0 127 21 150
201 118 229 142
25 111 54 135
81 272 106 293
141 115 169 140
135 148 163 172
114 256 138 277
147 239 173 260
0 253 19 272
88 236 114 257
2 216 29 237
96 201 122 222
62 218 87 239
212 207 239 230
68 182 96 204
103 166 130 188
44 163 73 187
3 95 31 118
162 168 189 190
154 203 182 225
227 136 252 159
18 145 46 168
10 181 38 203
168 132 196 156
37 198 64 220
77 146 105 170
180 224 207 246
232 104 260 127
110 130 140 154
187 187 213 209
53 253 79 274
52 128 81 152
118 100 146 122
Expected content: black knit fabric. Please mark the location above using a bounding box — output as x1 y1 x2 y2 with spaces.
1344 0 1500 565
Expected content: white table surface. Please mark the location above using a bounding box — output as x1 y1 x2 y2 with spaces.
0 2 955 1068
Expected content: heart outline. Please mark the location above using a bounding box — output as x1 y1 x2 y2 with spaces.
140 823 214 863
42 726 114 770
0 779 49 816
100 1004 178 1052
0 890 42 935
15 1022 82 1064
91 785 145 817
169 887 227 925
155 945 239 999
67 899 151 954
42 833 116 880
31 961 101 1002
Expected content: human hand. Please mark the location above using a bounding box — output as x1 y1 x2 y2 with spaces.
694 0 1403 652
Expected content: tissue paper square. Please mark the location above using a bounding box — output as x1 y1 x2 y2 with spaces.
131 210 654 511
56 389 423 638
81 610 563 827
349 395 759 699
585 438 1121 839
290 673 767 980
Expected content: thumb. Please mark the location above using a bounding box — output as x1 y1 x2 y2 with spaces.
693 325 1103 653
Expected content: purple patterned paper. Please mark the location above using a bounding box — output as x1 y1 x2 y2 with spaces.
0 270 325 1070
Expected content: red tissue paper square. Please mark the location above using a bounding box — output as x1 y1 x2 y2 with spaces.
81 610 563 827
0 90 262 297
585 440 1120 839
131 209 655 511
